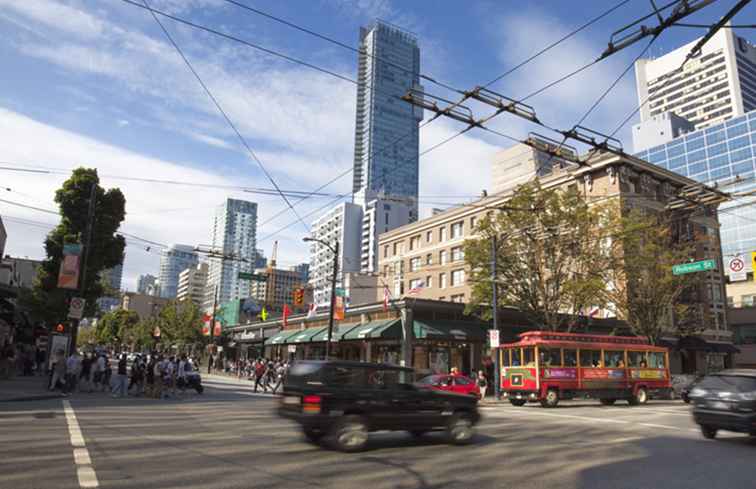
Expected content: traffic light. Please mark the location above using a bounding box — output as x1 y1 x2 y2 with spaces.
293 288 304 306
55 323 66 334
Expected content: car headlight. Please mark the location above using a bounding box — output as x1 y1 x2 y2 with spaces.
688 387 706 398
739 391 756 401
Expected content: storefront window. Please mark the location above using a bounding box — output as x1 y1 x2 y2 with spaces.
414 347 429 370
430 348 449 374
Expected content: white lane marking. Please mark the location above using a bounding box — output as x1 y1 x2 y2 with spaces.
63 400 99 489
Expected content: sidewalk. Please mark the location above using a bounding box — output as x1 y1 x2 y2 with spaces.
0 375 63 402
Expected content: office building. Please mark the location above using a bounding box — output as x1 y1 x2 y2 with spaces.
491 142 577 194
633 111 696 153
291 263 310 284
635 28 756 132
177 263 208 306
352 20 423 216
122 292 169 320
204 198 258 310
635 110 756 306
378 150 731 372
253 249 267 269
137 274 158 296
308 202 363 306
0 257 41 289
100 264 123 292
360 197 413 273
249 267 304 312
159 244 199 299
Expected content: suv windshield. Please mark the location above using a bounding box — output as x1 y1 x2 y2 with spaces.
698 375 756 392
285 362 324 388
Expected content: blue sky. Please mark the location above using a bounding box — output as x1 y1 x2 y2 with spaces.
0 0 752 290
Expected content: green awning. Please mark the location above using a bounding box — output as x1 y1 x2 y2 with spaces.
265 329 300 345
287 327 327 344
413 320 488 341
342 319 402 340
310 323 361 342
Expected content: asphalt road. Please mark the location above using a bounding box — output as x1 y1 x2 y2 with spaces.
3 376 755 489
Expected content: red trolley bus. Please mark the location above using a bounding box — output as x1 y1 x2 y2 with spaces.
498 331 672 408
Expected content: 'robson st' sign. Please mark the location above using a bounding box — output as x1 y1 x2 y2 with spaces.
672 259 717 276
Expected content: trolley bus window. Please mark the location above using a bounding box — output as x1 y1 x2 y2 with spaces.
512 348 522 366
563 349 577 367
524 347 535 367
627 351 645 368
540 348 562 367
604 350 624 368
501 348 510 367
579 350 602 368
648 352 666 369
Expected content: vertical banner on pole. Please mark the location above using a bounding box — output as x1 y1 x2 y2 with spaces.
57 243 82 290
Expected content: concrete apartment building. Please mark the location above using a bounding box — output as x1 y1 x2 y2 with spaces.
377 147 733 372
249 266 304 312
177 263 208 306
121 292 169 320
634 27 756 134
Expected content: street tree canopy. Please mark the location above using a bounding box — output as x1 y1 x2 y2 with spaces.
464 180 609 331
22 168 126 326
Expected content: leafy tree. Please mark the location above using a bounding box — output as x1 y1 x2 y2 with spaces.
76 326 96 348
94 309 139 347
596 208 711 344
154 300 204 346
22 168 126 326
464 180 609 331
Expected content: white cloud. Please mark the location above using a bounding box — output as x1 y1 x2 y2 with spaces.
0 0 108 39
0 108 316 290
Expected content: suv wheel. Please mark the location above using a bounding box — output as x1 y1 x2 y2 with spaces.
303 427 325 444
446 413 474 445
329 416 369 452
701 425 718 439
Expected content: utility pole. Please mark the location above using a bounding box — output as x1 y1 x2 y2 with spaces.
209 284 218 346
326 240 339 361
491 234 501 400
70 182 97 351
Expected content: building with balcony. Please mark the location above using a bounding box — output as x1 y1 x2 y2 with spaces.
177 263 208 306
159 244 199 299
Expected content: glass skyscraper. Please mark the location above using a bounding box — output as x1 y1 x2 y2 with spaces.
159 244 199 299
635 110 756 258
352 21 423 219
204 198 258 309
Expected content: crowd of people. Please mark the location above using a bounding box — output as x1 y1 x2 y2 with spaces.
46 349 203 399
209 355 288 394
0 341 46 379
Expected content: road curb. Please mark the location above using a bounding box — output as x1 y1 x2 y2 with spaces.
0 393 64 403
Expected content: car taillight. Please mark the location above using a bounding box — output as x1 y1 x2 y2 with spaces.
302 395 321 414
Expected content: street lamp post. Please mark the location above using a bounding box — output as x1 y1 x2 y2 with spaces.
303 237 339 360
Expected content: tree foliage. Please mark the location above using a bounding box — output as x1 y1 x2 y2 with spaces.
153 300 204 346
596 207 711 344
464 180 609 331
94 309 139 346
21 168 126 325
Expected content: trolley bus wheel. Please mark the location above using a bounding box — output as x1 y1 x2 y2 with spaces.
540 389 559 408
628 387 648 406
509 399 527 407
599 398 616 406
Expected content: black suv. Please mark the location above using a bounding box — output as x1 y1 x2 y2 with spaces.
277 360 481 452
689 369 756 439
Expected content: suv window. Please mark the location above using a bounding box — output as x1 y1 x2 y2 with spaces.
365 368 414 389
285 362 324 388
324 366 366 387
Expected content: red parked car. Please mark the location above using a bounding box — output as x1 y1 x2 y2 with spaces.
416 374 481 399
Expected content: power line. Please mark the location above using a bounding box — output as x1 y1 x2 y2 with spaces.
139 0 309 233
483 0 632 88
674 22 756 28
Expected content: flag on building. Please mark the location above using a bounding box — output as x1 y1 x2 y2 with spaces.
334 288 346 321
407 281 425 296
213 321 222 337
383 286 390 312
307 303 318 319
258 307 268 321
283 304 292 327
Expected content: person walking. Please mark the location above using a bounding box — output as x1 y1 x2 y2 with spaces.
112 354 128 398
128 355 144 396
65 351 81 394
35 346 46 376
79 353 93 393
477 370 488 400
207 354 214 375
49 349 67 392
253 358 267 393
271 361 286 394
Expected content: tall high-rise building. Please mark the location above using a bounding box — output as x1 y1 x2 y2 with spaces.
352 21 423 216
634 28 756 133
177 263 208 306
308 202 363 306
159 244 199 299
100 264 123 292
137 274 158 296
204 198 258 309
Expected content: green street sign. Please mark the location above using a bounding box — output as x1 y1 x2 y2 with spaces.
672 259 717 275
239 272 267 282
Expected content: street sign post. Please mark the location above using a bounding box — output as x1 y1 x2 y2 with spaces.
672 259 717 275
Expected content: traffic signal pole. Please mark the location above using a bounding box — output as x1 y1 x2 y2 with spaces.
70 182 97 352
492 234 501 400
